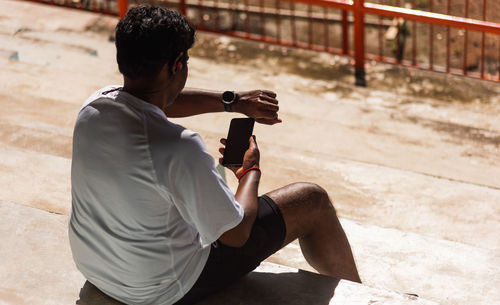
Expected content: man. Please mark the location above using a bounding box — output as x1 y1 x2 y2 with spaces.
70 6 360 305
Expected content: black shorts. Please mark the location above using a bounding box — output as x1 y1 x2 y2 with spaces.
174 195 286 305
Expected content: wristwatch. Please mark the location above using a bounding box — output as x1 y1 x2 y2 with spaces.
222 91 236 112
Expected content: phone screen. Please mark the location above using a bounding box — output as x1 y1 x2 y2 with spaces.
222 118 255 167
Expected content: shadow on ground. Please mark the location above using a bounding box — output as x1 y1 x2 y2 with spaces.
75 269 338 305
199 270 338 305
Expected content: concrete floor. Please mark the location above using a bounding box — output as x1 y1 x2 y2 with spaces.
0 0 499 304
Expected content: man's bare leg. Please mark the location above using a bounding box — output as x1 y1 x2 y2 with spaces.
265 182 361 283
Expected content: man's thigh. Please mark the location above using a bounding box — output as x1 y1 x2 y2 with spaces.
265 182 333 247
175 195 286 305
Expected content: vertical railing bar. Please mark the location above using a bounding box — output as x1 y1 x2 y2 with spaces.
323 6 329 52
260 0 265 38
275 0 281 43
308 4 313 48
117 0 128 18
378 14 383 59
480 0 486 78
214 0 219 31
291 1 297 47
180 0 186 15
198 0 204 28
244 0 250 38
396 0 401 63
429 0 434 70
230 0 236 31
412 0 416 66
446 0 450 72
342 10 349 55
463 0 469 75
354 0 366 86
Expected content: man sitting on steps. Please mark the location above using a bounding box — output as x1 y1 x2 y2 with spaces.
70 6 361 305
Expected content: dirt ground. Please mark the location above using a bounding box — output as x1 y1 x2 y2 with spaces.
1 1 499 304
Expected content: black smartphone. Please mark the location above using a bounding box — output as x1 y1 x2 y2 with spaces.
222 118 255 167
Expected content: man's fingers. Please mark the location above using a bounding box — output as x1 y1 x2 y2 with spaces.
256 117 282 125
261 101 278 112
249 135 258 149
259 94 279 105
220 138 227 145
219 147 225 155
218 157 236 170
258 109 279 120
262 90 277 98
261 100 279 111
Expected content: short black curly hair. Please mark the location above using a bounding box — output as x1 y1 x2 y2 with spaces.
115 6 195 79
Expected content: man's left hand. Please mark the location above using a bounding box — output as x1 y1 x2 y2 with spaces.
233 90 281 125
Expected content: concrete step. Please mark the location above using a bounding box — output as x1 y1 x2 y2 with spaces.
3 201 499 305
267 219 500 305
0 201 83 305
0 201 439 305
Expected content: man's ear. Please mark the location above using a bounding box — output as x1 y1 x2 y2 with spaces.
171 52 184 75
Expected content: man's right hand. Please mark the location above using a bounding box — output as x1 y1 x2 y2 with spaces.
232 90 281 125
219 135 260 179
218 135 261 247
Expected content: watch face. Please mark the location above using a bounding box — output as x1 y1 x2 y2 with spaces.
222 91 235 104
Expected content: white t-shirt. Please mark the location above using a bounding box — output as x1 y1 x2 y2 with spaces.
69 86 244 305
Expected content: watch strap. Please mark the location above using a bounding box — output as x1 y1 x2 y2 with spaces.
222 91 236 112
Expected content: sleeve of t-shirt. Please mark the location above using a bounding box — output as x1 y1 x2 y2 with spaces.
165 131 244 246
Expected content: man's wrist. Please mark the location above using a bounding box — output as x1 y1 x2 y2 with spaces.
238 167 261 183
231 92 242 113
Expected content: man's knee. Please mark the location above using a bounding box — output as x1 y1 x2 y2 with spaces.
292 182 335 213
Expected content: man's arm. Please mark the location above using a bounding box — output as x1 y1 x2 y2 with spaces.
163 88 281 125
218 136 261 247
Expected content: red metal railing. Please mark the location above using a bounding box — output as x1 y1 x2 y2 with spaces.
22 0 500 85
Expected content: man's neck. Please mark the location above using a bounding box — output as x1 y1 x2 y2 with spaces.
122 75 175 110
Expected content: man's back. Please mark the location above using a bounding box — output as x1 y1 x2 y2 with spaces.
69 87 243 304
